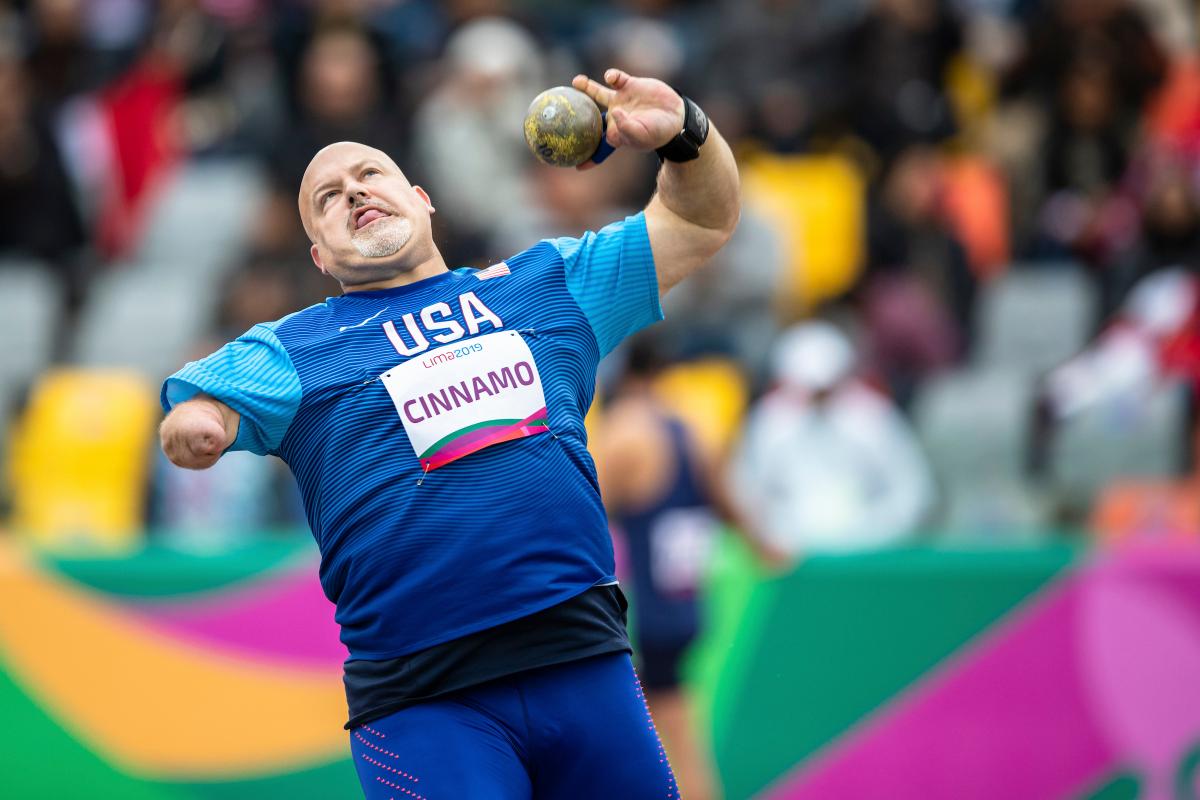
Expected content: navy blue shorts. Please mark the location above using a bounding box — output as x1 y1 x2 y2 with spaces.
349 652 679 799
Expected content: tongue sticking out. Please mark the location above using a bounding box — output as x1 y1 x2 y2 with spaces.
355 209 388 229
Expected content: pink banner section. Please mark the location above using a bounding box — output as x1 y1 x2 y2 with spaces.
129 564 347 667
764 546 1200 800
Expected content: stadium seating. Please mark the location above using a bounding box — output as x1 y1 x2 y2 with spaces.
133 159 268 278
69 267 216 382
740 153 864 313
7 369 157 550
0 261 60 393
974 264 1098 374
654 357 749 456
0 262 61 455
1049 380 1191 516
913 367 1050 534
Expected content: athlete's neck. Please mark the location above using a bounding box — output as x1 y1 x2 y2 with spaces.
340 251 450 294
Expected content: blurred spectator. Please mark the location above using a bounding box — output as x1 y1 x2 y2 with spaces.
214 256 303 339
1045 267 1200 419
257 21 404 263
1034 53 1139 265
837 0 964 159
0 42 87 260
704 0 863 151
494 152 651 258
1106 149 1200 311
24 0 116 108
0 42 89 321
1005 0 1167 116
150 0 240 153
733 321 936 553
578 0 706 94
411 17 543 262
860 145 972 406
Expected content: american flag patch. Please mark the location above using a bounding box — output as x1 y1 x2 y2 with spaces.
475 262 510 281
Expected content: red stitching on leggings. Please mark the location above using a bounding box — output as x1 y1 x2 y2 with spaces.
634 670 681 799
362 724 387 739
353 731 420 781
358 752 425 785
374 775 426 799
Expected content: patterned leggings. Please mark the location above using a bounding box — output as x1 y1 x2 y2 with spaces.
349 652 679 799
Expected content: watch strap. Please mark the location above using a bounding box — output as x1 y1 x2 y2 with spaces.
656 95 709 163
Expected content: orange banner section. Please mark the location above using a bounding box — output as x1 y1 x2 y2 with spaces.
0 542 346 778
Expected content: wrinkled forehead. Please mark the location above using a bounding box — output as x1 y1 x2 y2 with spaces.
299 142 405 197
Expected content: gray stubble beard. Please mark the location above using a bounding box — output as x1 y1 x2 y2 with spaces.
351 216 413 258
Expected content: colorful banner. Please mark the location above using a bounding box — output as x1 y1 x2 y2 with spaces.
0 539 354 798
3 537 1199 798
703 544 1200 800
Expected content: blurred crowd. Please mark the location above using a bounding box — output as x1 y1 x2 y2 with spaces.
2 0 1199 552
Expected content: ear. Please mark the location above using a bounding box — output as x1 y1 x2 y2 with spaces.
413 185 435 215
310 244 326 274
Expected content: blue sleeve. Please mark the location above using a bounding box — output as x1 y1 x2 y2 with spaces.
160 322 302 456
548 211 663 357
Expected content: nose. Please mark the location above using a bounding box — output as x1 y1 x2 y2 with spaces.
348 187 370 207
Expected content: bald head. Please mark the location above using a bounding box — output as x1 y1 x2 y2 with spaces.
299 141 407 240
296 140 441 290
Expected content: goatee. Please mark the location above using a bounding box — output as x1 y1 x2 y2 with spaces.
352 216 413 258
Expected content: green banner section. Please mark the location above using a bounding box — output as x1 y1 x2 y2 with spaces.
704 542 1079 798
44 536 312 597
0 665 183 800
166 760 360 800
1077 772 1142 800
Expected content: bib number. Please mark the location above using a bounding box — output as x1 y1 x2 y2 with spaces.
381 330 549 470
649 508 717 595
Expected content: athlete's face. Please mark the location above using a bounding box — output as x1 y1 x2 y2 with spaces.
299 142 437 288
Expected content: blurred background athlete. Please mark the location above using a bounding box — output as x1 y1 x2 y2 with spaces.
597 333 788 800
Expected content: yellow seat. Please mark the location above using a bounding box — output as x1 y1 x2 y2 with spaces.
653 358 749 457
741 152 865 313
7 369 158 552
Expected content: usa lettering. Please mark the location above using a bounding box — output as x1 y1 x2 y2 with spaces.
382 291 503 356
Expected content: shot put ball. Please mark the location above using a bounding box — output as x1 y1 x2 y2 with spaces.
523 86 604 168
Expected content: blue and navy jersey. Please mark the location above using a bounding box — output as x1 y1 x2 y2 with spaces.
162 213 661 660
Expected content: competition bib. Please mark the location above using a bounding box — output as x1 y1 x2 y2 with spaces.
649 507 717 595
381 330 549 471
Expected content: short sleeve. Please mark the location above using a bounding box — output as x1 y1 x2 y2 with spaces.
160 322 302 456
549 211 663 357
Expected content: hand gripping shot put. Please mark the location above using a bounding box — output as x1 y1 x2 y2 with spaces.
159 68 739 799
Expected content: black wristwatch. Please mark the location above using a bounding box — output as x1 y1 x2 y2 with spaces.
656 95 709 163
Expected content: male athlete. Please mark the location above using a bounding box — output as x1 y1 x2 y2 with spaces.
160 69 738 798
